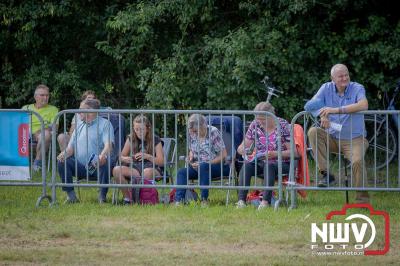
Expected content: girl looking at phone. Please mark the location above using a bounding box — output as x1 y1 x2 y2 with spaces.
112 115 164 204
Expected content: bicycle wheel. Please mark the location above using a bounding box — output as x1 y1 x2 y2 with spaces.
364 114 397 170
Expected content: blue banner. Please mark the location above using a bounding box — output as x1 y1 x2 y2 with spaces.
0 112 30 180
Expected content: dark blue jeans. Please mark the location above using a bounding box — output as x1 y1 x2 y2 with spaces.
57 157 110 197
176 162 230 201
238 161 290 204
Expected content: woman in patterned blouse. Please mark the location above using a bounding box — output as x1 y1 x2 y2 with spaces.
236 102 295 210
175 114 229 206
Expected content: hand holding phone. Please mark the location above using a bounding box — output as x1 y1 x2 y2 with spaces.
134 152 144 161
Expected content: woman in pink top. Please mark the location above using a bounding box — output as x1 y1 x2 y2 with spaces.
236 102 294 210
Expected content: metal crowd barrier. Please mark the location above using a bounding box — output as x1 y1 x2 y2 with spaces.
0 109 52 207
4 107 400 209
50 109 286 208
288 110 400 209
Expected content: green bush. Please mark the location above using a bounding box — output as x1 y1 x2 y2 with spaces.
1 1 399 117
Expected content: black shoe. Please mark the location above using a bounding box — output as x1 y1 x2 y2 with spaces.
317 172 336 187
98 195 107 204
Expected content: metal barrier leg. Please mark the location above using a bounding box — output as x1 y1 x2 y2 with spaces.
345 160 349 204
289 185 297 210
111 179 120 205
36 195 52 207
225 167 234 206
47 143 51 172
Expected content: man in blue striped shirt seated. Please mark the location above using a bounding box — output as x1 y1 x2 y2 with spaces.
57 99 114 204
305 63 370 204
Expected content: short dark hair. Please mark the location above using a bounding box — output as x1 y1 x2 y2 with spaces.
83 98 100 109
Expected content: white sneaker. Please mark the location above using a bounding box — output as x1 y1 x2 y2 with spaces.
201 200 209 208
174 201 183 207
257 201 269 211
236 200 246 209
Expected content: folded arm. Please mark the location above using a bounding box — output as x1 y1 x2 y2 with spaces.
319 98 368 117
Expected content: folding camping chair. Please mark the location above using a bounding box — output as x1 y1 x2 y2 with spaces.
286 124 310 209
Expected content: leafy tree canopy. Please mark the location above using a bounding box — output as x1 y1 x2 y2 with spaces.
1 0 399 119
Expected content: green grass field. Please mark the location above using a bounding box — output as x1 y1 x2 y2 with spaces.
0 183 399 265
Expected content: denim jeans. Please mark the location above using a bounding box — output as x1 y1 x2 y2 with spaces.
238 161 290 204
176 162 230 201
57 157 110 197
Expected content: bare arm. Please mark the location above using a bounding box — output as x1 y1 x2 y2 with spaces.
57 146 74 162
266 142 295 159
68 124 75 135
68 114 78 135
135 142 164 166
237 138 254 156
119 139 134 164
209 148 227 164
99 142 113 166
188 151 194 162
237 141 245 156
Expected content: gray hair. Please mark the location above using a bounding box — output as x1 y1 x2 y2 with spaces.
34 84 49 95
330 64 348 77
188 114 207 129
82 98 100 109
254 101 275 114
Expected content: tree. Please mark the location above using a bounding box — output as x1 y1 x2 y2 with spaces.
1 0 399 119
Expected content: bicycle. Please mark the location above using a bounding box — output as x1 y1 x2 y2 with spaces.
363 80 399 170
261 76 283 103
243 76 282 129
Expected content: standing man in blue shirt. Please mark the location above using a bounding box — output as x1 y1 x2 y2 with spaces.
57 99 114 204
306 64 370 203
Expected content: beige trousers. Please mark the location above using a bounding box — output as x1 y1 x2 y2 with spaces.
308 127 369 199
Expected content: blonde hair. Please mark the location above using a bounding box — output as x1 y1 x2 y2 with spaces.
81 90 97 101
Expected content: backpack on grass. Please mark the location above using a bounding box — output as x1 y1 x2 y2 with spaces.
129 178 159 205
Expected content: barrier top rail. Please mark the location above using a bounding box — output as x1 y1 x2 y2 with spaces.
55 109 284 116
